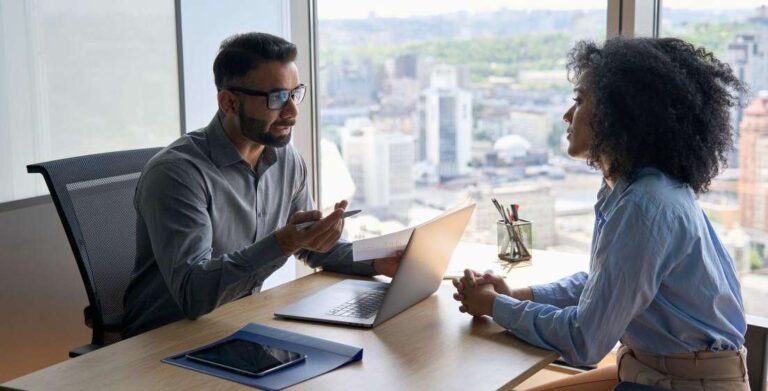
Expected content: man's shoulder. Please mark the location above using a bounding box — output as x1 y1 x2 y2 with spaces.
136 131 213 195
144 131 209 174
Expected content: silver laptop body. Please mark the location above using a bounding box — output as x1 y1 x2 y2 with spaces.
273 204 475 328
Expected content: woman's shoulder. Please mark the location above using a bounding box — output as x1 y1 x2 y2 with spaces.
623 167 698 218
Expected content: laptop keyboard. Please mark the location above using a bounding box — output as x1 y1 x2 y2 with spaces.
327 288 387 319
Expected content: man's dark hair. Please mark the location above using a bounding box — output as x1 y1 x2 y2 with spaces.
567 37 745 194
213 32 297 90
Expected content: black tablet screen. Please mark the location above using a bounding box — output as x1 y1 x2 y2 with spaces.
186 338 304 376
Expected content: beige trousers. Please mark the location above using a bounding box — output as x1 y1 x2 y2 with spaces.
617 345 750 390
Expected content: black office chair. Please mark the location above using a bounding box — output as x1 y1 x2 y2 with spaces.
28 147 162 357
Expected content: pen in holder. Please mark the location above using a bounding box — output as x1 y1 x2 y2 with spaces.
497 219 532 266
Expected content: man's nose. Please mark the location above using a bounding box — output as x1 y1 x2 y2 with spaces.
280 98 299 119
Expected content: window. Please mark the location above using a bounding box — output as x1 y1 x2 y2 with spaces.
663 1 768 317
0 0 181 203
177 0 300 289
178 0 291 132
317 1 606 251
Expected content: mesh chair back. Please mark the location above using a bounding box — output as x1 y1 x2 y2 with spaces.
28 148 161 341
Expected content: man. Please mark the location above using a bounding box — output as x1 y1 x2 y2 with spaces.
122 32 399 338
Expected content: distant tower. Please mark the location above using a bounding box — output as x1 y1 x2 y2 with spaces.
726 6 768 166
422 65 473 181
342 123 414 220
739 96 768 232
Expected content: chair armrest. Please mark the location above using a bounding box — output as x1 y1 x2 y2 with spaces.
69 343 104 358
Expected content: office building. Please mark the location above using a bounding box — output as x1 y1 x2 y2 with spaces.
726 6 768 165
739 96 768 260
342 122 414 220
422 65 473 181
393 53 419 79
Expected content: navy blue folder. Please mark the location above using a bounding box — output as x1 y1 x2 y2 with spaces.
163 323 363 390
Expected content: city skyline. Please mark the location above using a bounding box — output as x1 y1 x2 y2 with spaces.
318 4 768 316
320 0 768 20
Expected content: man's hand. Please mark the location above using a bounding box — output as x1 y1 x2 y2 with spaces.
373 251 403 277
275 200 348 255
452 269 498 317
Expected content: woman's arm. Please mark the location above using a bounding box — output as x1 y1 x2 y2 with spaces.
530 272 589 308
486 197 674 365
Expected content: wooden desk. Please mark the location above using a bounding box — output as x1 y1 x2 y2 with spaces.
4 246 589 390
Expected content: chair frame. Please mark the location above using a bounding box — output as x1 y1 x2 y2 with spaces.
27 147 161 357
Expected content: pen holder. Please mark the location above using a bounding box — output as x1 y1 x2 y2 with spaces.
496 219 532 266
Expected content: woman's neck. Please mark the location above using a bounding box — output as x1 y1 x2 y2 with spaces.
599 160 615 188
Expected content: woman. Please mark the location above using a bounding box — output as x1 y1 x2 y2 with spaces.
453 37 749 390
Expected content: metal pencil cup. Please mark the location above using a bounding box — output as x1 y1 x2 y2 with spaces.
497 219 532 264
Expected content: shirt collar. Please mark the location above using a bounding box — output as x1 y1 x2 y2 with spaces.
596 166 660 219
598 176 631 220
206 114 245 168
205 113 279 172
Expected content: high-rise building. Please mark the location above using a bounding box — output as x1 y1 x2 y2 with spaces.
726 6 768 166
422 65 473 181
326 57 377 107
738 96 768 267
728 34 768 134
342 122 415 220
394 53 419 80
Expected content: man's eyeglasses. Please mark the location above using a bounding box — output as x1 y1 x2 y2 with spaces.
224 84 307 111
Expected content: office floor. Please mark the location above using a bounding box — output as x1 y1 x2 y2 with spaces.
516 352 617 390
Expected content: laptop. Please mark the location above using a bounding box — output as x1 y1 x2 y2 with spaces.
274 203 475 328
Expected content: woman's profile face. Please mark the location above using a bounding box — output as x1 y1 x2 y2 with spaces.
563 82 594 160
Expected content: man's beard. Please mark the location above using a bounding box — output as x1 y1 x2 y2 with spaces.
237 106 293 148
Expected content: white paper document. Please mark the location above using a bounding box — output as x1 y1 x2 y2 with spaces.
352 227 414 261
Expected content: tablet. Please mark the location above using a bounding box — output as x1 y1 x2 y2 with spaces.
186 338 305 377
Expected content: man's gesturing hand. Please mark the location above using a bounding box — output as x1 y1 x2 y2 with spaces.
275 200 348 255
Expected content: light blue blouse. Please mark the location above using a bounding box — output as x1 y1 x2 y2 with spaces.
492 168 746 365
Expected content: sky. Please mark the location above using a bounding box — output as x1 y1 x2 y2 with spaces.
318 0 768 20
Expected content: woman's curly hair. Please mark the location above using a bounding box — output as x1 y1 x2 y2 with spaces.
567 37 746 194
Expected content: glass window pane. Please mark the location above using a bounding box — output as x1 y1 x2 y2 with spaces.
178 0 294 290
0 0 181 203
179 0 290 132
318 1 606 253
663 1 768 318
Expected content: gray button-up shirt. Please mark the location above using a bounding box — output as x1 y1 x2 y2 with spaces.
122 114 374 337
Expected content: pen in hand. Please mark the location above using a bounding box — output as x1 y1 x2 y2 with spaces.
294 209 362 231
